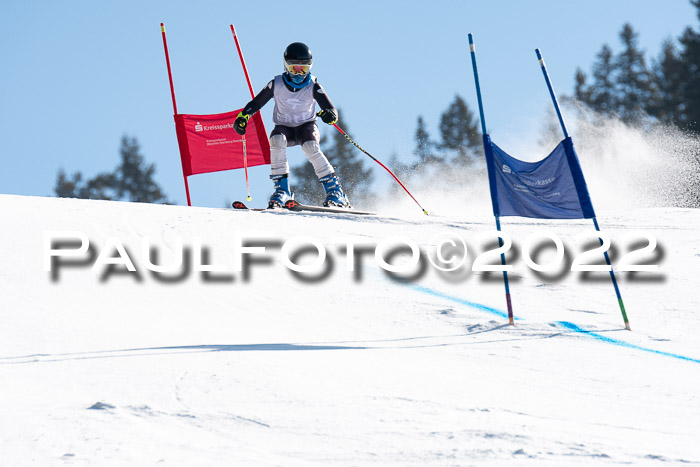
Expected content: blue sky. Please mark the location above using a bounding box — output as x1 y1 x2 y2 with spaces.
0 1 696 208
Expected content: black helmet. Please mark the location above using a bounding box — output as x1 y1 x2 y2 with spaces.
284 42 313 65
284 42 313 84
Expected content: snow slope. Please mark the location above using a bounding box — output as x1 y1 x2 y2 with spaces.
1 193 699 466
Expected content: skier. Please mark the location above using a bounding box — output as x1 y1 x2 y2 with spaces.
233 42 350 209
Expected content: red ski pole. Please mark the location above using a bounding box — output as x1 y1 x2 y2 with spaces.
330 122 428 215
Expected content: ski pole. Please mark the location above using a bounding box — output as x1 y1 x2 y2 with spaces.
242 136 251 201
329 121 428 215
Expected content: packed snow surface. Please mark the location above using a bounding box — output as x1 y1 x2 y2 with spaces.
1 194 699 465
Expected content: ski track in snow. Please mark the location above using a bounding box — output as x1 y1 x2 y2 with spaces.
1 194 699 466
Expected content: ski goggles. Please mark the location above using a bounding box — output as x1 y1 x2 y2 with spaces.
287 63 311 75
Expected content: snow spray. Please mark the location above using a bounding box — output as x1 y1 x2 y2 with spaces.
385 106 699 218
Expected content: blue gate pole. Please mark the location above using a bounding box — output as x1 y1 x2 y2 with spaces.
535 49 569 139
469 34 514 326
535 48 630 330
468 34 488 136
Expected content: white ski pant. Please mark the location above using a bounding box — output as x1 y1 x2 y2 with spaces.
269 123 334 178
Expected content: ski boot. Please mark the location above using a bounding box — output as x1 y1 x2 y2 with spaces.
268 174 294 209
319 173 350 208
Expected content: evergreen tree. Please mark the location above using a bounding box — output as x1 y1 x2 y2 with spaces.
575 25 659 124
573 69 592 105
54 135 170 203
116 136 168 203
414 116 439 165
649 39 686 126
583 44 618 115
615 24 655 123
678 0 700 208
394 96 486 199
54 169 82 199
83 172 120 200
55 169 119 200
438 94 482 167
678 0 700 133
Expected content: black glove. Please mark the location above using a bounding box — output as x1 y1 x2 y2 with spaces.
318 108 338 125
234 112 250 135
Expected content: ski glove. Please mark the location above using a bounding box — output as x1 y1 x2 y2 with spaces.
318 109 338 125
234 112 250 135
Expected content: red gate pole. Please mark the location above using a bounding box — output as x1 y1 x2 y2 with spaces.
161 23 178 114
160 22 192 206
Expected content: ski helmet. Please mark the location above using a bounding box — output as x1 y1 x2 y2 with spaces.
283 42 313 85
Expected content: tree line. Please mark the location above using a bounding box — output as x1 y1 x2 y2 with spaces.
574 6 700 131
297 1 700 208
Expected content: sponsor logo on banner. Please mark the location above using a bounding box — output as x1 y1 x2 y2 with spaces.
189 119 242 145
195 122 235 132
524 177 556 187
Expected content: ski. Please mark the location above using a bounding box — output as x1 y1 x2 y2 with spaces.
284 200 375 216
232 200 375 215
231 201 271 211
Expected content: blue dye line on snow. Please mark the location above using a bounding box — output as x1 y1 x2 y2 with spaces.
408 284 516 320
556 321 700 365
405 283 699 365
